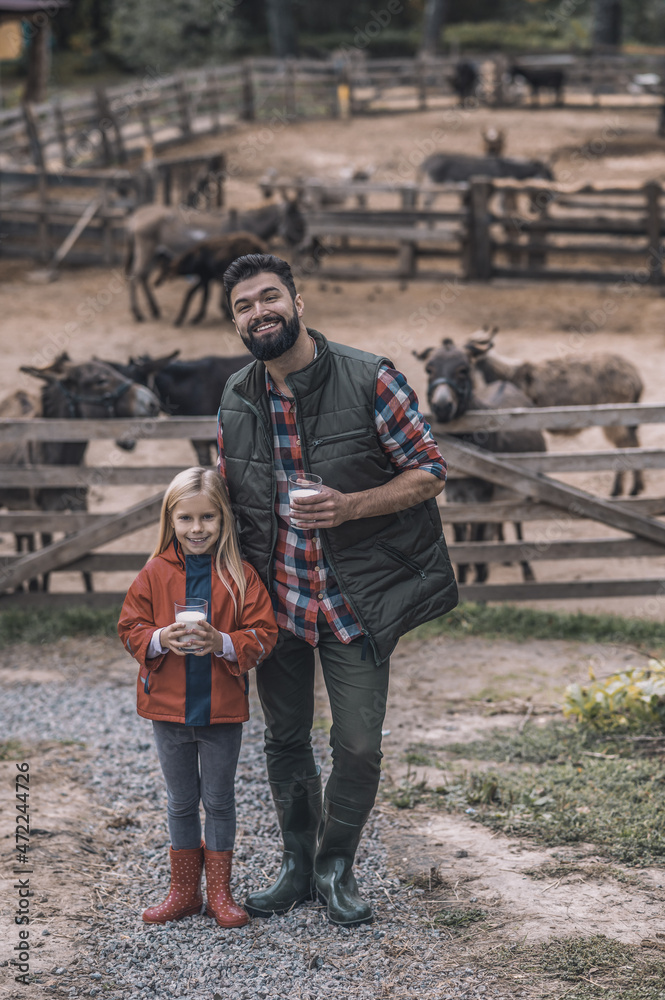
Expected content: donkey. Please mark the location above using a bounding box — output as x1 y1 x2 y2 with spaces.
125 199 306 322
152 232 268 326
105 350 251 466
466 328 644 496
1 357 161 592
415 337 546 585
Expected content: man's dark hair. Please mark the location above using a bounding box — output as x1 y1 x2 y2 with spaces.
223 253 297 308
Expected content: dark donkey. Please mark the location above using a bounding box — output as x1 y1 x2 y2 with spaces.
105 351 252 466
126 199 306 323
1 356 161 592
415 337 546 585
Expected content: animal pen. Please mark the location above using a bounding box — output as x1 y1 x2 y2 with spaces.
0 54 662 173
268 176 665 284
0 153 225 265
2 404 665 609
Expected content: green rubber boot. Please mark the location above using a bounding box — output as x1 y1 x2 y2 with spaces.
314 800 373 927
245 770 322 917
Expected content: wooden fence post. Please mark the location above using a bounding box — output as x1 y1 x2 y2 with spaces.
464 179 493 280
175 73 193 138
241 59 255 121
207 70 221 133
416 57 428 110
645 181 663 285
37 167 49 263
96 87 127 166
285 58 297 118
54 100 71 168
501 188 523 266
21 102 45 170
527 188 549 270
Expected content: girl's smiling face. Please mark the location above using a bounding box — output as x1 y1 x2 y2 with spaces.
171 493 222 556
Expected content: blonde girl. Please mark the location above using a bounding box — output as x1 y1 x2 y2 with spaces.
118 468 277 928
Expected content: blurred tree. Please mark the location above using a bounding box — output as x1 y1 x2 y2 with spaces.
51 0 111 51
23 17 50 103
420 0 447 54
592 0 622 46
266 0 298 56
107 0 244 70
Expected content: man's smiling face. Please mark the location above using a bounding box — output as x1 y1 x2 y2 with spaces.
231 272 304 361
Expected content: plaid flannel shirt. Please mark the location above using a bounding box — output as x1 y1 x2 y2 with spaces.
218 354 446 647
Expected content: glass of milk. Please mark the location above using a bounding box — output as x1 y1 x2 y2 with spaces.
174 599 208 649
288 473 323 530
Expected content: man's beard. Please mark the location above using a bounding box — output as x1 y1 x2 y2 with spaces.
241 310 301 361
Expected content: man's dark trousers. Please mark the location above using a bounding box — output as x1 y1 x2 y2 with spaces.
256 613 390 812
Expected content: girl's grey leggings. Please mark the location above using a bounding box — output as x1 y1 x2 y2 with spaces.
152 720 243 851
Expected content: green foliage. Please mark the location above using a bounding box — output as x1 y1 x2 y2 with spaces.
107 0 247 71
408 602 665 650
564 660 665 731
443 18 589 52
300 29 420 58
0 605 122 648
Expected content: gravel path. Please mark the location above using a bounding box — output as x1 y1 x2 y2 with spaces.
1 648 505 1000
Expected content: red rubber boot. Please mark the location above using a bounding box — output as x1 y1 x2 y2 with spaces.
142 845 204 923
204 847 249 928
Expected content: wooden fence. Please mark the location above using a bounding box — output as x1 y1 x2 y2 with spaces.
0 152 225 264
2 402 665 608
265 175 665 283
1 53 663 171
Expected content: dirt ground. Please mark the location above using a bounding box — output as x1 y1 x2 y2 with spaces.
3 102 665 993
2 632 665 998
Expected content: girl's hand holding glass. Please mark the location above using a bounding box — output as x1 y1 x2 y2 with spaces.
186 619 226 657
159 621 196 656
160 620 225 657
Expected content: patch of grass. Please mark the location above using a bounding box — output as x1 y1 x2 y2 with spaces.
404 749 437 767
434 906 487 930
441 751 665 865
408 602 665 651
495 935 665 999
386 766 429 810
0 739 24 760
0 605 122 648
442 722 662 764
445 719 665 764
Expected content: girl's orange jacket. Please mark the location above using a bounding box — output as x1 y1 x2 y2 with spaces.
118 541 278 726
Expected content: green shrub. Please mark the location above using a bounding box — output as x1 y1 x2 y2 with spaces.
564 660 665 731
443 18 590 52
0 605 122 648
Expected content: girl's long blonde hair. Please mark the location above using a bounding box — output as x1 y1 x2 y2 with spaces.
150 467 246 616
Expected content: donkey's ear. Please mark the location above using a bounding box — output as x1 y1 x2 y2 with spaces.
20 365 61 383
466 326 498 357
412 347 434 362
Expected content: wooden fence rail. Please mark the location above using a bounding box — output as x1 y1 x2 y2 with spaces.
287 176 665 283
2 53 663 171
2 402 665 605
0 153 225 263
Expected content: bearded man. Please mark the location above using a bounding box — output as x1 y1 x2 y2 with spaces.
217 253 457 926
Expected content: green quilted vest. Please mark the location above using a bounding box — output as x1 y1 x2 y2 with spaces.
219 329 458 664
